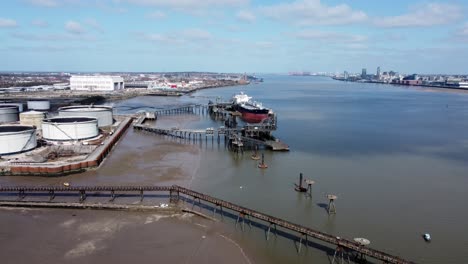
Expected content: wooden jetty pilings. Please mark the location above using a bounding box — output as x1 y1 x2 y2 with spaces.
0 185 413 264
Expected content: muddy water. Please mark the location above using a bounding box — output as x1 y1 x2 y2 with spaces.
3 76 468 263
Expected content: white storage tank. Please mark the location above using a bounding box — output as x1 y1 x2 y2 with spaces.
42 117 99 141
20 111 46 128
27 100 51 111
0 125 37 155
58 105 113 127
0 103 24 112
0 105 19 123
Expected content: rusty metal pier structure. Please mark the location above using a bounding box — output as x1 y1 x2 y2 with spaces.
133 103 289 151
0 185 414 264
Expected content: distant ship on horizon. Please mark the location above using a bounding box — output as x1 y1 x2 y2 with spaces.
288 71 312 76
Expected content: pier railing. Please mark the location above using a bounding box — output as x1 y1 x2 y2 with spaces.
0 185 413 264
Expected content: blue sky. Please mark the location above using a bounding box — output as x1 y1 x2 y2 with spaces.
1 0 467 74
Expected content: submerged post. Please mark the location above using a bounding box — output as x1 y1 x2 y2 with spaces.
327 194 337 214
258 153 268 169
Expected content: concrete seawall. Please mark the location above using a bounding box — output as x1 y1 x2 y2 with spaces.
6 117 133 176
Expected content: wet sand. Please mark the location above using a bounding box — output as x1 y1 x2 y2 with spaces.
0 207 253 264
0 114 264 264
0 126 200 187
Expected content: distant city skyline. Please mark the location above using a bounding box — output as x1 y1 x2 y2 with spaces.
1 0 467 74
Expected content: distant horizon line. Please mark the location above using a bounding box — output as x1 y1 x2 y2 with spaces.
0 70 466 76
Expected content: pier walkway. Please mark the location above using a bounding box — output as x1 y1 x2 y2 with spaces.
0 185 413 264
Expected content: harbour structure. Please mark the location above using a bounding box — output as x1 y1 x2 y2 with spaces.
27 100 50 111
41 117 99 141
0 185 414 264
0 105 20 123
70 75 124 91
0 125 37 155
58 105 113 127
19 111 46 128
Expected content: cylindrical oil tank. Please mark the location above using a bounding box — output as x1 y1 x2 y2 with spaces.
0 105 19 123
20 111 46 128
0 125 37 155
42 117 98 141
0 103 24 112
58 105 113 127
27 100 50 111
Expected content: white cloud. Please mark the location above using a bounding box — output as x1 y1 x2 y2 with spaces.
123 0 248 9
457 23 468 36
255 41 273 49
10 31 97 42
84 19 104 33
123 0 248 14
146 10 167 19
31 19 49 27
27 0 60 7
236 10 255 23
137 28 212 45
374 3 462 28
65 21 85 34
294 30 367 43
180 28 212 40
0 18 18 28
260 0 367 26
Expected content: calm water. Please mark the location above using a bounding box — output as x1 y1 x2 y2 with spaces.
132 76 468 263
5 76 468 263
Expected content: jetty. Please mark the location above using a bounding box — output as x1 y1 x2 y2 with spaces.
0 185 414 264
133 103 289 151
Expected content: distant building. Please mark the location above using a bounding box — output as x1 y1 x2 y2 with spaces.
70 75 124 91
344 71 349 80
361 68 367 79
376 66 381 79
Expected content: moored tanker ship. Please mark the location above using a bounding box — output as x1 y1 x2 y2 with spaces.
232 92 270 123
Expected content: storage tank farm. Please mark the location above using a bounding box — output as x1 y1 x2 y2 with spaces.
58 105 113 127
0 105 20 123
42 117 99 141
0 125 37 155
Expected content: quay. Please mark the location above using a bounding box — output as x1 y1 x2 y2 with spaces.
0 185 413 264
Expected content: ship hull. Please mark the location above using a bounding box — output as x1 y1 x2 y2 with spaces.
234 106 269 123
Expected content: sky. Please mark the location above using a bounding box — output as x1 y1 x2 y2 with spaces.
1 0 467 74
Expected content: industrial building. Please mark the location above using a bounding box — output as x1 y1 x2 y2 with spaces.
70 75 124 91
